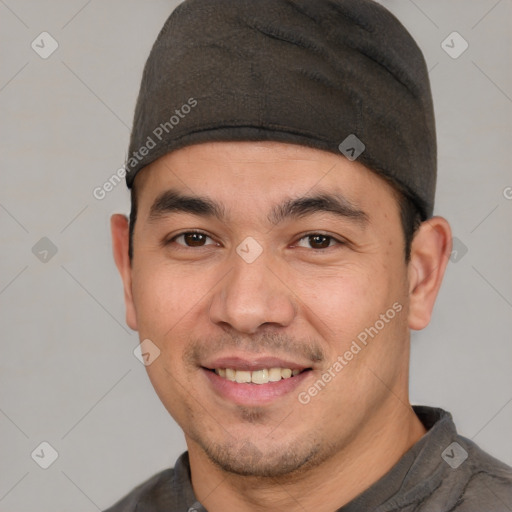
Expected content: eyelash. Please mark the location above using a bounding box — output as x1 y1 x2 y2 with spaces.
165 230 345 250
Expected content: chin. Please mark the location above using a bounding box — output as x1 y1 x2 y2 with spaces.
201 436 324 478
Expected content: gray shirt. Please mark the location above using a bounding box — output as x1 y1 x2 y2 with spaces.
104 406 512 511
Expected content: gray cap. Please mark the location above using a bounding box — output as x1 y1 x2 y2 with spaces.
125 0 436 219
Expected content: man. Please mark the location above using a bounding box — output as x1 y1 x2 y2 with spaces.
106 0 512 510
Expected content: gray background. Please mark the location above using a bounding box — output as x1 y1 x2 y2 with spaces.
1 0 511 510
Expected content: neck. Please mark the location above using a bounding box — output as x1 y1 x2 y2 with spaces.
187 402 427 512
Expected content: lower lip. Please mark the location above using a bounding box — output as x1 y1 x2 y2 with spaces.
202 368 311 406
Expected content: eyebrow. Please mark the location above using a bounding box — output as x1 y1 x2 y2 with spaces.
268 193 369 226
148 190 226 221
148 189 368 227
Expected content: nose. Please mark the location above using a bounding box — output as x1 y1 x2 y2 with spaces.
209 252 297 334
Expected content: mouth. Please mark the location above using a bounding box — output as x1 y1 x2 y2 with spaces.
200 356 314 405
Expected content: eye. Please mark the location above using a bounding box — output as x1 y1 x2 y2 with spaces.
171 231 217 247
295 233 341 249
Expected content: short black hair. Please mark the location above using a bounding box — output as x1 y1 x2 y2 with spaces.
128 184 138 261
396 189 423 263
128 178 423 263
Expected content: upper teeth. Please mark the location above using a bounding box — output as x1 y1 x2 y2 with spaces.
215 368 301 384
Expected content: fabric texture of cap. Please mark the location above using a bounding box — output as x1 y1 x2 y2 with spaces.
125 0 437 219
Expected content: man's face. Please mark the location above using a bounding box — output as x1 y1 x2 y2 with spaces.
124 141 413 476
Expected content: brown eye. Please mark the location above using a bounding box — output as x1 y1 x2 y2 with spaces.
308 234 332 249
295 233 340 250
173 232 214 247
184 233 207 246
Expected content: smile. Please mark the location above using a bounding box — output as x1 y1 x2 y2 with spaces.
213 367 303 384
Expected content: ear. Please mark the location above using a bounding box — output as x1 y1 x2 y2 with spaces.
407 216 452 330
111 214 138 331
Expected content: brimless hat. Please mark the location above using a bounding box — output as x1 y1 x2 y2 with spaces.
125 0 437 219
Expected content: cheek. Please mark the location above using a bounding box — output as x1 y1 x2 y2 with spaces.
295 265 373 325
130 260 212 340
294 259 406 350
130 255 238 376
130 263 206 415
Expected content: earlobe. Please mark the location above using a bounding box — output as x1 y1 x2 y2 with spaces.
407 216 452 331
111 214 138 331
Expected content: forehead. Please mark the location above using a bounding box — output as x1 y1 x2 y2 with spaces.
134 141 399 217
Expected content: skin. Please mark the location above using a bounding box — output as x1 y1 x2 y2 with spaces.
111 141 452 511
